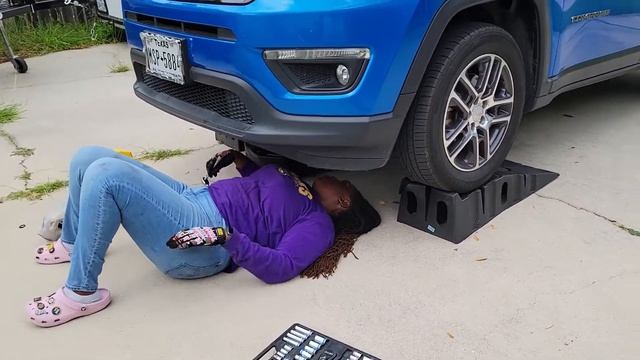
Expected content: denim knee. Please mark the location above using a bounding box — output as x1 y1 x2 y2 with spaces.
69 146 117 177
83 157 136 187
164 263 226 280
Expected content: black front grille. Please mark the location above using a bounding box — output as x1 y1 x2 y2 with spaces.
126 12 236 41
284 63 337 88
142 74 254 124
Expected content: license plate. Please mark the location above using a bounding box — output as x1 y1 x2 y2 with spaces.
141 32 186 85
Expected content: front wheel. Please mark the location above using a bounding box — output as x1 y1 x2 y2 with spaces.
398 22 526 193
13 57 28 74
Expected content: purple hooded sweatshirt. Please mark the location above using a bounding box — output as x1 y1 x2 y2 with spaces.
208 163 334 284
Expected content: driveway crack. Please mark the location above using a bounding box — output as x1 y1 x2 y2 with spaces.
1 129 33 189
536 193 640 238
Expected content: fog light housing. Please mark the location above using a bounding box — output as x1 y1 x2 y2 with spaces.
263 48 370 94
336 65 350 86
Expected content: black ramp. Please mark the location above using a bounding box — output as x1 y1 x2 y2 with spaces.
397 161 559 244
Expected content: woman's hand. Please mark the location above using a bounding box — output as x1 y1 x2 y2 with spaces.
206 149 249 177
166 227 229 249
215 149 235 159
221 149 249 170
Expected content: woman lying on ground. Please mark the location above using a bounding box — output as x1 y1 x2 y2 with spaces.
26 146 380 327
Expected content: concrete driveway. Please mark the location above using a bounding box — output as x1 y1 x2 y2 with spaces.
1 44 639 360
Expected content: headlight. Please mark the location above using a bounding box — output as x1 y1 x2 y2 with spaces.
263 48 370 94
96 0 107 13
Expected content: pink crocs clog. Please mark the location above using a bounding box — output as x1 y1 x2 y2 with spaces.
35 239 71 264
26 287 111 327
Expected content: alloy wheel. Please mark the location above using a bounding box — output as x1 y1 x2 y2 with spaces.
443 54 514 171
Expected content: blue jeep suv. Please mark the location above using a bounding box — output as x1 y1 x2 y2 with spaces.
123 0 640 192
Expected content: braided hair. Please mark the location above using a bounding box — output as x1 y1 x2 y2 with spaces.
301 185 381 279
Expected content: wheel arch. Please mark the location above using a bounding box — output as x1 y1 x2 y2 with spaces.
399 0 551 112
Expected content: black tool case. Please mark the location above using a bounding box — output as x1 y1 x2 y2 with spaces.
254 323 381 360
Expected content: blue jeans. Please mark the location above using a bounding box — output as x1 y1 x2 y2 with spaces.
62 146 231 292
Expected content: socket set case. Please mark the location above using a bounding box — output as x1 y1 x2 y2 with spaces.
253 323 381 360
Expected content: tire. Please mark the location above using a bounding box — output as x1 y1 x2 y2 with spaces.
13 57 28 74
398 22 526 193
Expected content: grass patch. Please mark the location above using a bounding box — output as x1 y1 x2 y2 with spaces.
5 180 68 201
137 148 194 161
11 147 35 157
0 105 21 124
109 62 131 73
0 21 117 62
16 170 32 182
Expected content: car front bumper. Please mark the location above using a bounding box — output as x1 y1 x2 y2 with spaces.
131 48 413 170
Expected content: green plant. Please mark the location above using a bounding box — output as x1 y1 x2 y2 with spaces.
616 223 640 238
16 170 32 182
0 21 117 62
0 105 21 124
5 180 69 201
11 147 35 157
137 148 194 161
109 62 131 73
